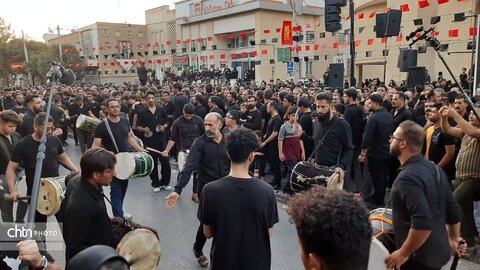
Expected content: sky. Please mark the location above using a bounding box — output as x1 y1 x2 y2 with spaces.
0 0 176 41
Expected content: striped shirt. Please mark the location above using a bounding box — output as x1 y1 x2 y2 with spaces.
455 135 480 179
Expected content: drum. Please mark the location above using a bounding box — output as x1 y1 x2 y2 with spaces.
37 176 66 216
115 152 154 180
369 208 396 253
290 161 342 192
368 238 390 270
111 217 161 270
76 114 100 133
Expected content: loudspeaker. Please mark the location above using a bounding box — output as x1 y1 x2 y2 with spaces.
407 66 426 88
397 49 418 72
328 63 344 89
375 13 387 38
385 9 402 37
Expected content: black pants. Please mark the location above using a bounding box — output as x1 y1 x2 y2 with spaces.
400 260 440 270
368 157 389 206
194 179 213 254
150 152 171 188
265 143 281 187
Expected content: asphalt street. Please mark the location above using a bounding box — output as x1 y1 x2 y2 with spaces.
13 140 479 270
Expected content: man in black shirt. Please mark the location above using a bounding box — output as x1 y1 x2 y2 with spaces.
342 88 364 192
386 120 463 270
198 128 279 270
68 95 96 153
19 94 44 137
137 91 171 192
261 101 283 190
359 93 393 206
165 112 229 268
11 92 28 117
243 96 262 131
296 97 314 158
313 93 354 185
171 83 189 120
6 113 78 235
86 92 101 118
0 88 15 111
225 90 240 112
92 99 145 219
63 148 116 264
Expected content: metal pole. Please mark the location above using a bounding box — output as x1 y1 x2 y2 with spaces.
21 30 31 86
293 10 299 82
57 25 63 63
383 38 388 83
473 15 480 95
349 0 355 87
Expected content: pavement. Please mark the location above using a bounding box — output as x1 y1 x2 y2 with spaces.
12 139 480 269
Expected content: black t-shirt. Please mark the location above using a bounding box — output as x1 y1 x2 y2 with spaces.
427 127 456 179
10 106 27 116
195 105 208 120
94 118 130 153
210 107 225 118
244 109 262 131
88 101 101 118
68 103 91 120
198 176 279 270
20 110 36 137
170 115 204 150
0 133 21 174
11 135 64 194
265 114 282 146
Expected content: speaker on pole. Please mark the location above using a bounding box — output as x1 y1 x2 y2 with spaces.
375 13 387 38
385 9 402 37
328 63 344 89
407 66 426 88
397 49 418 72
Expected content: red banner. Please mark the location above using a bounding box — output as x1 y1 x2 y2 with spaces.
281 21 293 45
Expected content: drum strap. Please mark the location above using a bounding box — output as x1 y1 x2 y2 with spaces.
308 118 339 162
102 192 135 230
104 118 120 154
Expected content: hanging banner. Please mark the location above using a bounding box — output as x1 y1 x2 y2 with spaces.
281 21 293 45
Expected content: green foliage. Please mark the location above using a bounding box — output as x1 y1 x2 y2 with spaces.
0 17 84 85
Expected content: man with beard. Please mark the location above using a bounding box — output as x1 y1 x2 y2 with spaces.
225 91 240 112
19 95 44 137
261 101 283 190
243 95 262 131
11 92 28 117
136 91 171 192
1 88 16 111
313 93 354 187
165 112 229 268
358 93 393 207
386 120 464 270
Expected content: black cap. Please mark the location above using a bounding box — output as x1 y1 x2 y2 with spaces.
226 110 241 121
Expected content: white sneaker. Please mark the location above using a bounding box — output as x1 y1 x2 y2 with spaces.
163 185 172 191
123 212 132 219
153 187 161 193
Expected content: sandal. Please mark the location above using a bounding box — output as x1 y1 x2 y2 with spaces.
193 249 209 267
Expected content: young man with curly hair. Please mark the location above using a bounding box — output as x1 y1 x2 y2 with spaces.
287 187 371 270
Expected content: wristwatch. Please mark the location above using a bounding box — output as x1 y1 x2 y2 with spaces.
37 255 48 270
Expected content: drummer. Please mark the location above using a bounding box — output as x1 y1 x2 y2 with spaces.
136 90 171 192
287 186 371 270
5 113 78 236
68 95 97 153
62 148 116 265
92 98 145 220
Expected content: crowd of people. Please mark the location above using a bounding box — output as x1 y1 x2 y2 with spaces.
0 70 479 269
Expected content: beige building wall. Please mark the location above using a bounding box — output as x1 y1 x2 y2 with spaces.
353 0 477 85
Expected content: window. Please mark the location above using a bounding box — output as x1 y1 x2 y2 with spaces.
319 32 326 38
138 31 144 38
231 37 248 48
366 51 372 57
271 38 278 43
103 29 109 37
127 31 133 38
114 30 121 38
305 61 313 77
305 31 315 43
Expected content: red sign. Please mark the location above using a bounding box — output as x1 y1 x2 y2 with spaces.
281 21 293 45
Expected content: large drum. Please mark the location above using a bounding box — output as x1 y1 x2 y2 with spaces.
369 208 395 253
115 152 154 180
290 161 342 192
111 217 161 270
76 114 100 133
37 176 66 216
368 238 390 270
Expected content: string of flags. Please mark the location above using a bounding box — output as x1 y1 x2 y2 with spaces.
60 0 473 69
